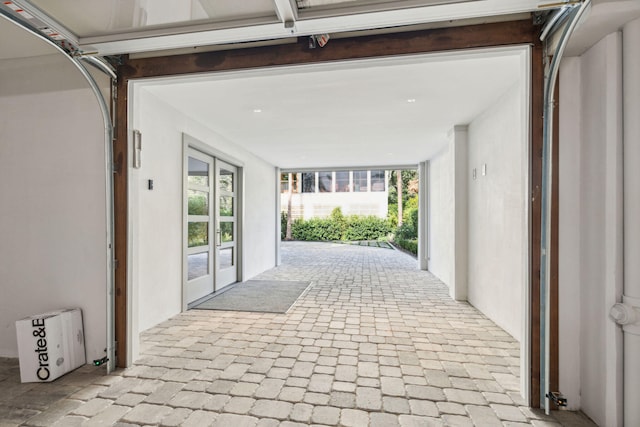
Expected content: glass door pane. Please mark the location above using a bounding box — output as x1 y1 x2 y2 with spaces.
184 149 214 304
215 160 238 289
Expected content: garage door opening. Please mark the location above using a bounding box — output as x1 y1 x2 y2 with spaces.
125 44 532 402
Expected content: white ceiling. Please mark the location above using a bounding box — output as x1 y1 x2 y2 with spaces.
139 47 526 169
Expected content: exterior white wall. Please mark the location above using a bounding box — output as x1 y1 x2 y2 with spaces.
559 31 626 426
282 191 388 220
452 127 468 302
427 126 467 302
0 54 108 361
427 142 454 288
129 88 276 360
467 85 526 342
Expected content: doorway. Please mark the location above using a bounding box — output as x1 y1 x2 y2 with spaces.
184 146 239 306
116 21 549 406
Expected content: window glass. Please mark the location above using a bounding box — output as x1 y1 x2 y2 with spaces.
219 196 233 217
219 169 233 192
280 173 289 193
188 157 209 186
187 252 208 281
353 171 368 192
188 190 209 216
188 222 208 248
220 221 233 242
371 170 385 192
302 172 316 193
219 248 233 269
335 171 350 192
318 171 332 193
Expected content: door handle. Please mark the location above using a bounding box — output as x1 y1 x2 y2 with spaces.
216 229 222 247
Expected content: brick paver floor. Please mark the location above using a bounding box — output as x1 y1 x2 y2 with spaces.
0 242 596 426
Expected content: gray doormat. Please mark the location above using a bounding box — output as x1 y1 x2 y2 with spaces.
192 280 311 314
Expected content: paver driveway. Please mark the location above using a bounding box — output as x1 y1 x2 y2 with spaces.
0 242 594 426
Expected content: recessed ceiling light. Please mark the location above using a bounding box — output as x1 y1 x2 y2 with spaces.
407 99 416 103
253 108 262 113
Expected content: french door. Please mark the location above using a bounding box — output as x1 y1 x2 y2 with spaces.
215 160 238 289
184 149 238 305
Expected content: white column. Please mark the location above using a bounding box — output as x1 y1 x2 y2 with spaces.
452 125 468 301
418 161 428 270
623 17 640 427
275 167 281 266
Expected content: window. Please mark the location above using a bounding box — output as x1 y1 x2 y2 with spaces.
302 172 316 193
353 171 368 192
280 173 289 193
335 171 350 192
371 170 385 192
318 171 333 193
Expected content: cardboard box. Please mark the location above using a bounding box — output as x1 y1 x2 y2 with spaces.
16 308 86 383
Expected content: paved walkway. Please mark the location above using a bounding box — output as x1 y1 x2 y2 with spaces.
0 242 595 426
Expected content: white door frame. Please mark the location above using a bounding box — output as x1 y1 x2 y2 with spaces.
182 134 244 311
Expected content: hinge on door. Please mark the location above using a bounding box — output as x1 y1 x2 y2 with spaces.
114 259 119 269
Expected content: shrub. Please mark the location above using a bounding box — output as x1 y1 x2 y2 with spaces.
395 238 418 255
284 210 391 242
330 207 347 235
292 218 343 241
343 215 391 241
281 211 288 239
387 203 398 229
395 222 417 240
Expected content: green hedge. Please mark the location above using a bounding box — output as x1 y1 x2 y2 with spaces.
292 218 343 241
343 216 392 241
282 208 391 241
394 238 418 255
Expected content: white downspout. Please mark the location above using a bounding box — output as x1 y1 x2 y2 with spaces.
610 16 640 427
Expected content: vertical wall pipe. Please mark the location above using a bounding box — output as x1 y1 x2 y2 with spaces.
623 17 640 427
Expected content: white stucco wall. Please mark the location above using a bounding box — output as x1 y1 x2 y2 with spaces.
0 54 108 361
130 87 277 359
427 126 468 302
427 142 454 288
466 85 526 342
282 190 389 220
558 57 582 411
559 31 626 425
